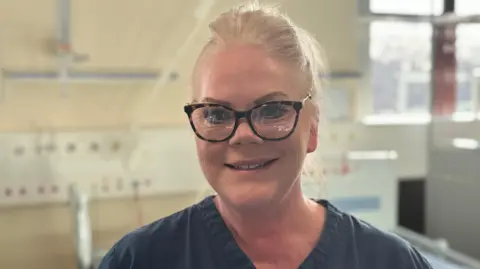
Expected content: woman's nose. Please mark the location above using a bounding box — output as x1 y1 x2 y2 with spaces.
228 119 263 145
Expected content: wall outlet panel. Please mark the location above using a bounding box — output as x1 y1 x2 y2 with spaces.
0 127 394 218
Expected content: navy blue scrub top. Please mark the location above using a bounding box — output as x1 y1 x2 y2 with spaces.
98 195 433 269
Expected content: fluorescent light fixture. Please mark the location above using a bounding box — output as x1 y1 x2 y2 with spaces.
452 138 479 150
362 113 431 125
363 112 479 125
452 112 476 122
347 150 398 160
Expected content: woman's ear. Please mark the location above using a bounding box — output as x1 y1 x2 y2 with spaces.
307 122 318 153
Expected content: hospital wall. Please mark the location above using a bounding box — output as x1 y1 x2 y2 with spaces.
0 192 204 269
0 0 457 268
0 119 431 269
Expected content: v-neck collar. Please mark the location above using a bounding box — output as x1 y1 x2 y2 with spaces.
198 195 343 269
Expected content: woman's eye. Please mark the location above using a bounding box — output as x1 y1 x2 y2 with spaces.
258 104 290 119
203 108 233 124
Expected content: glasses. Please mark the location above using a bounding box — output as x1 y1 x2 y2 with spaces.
184 94 311 142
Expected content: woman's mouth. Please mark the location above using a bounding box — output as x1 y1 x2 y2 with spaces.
225 158 278 171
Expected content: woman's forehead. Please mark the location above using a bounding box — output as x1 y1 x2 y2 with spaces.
194 91 289 106
192 45 304 104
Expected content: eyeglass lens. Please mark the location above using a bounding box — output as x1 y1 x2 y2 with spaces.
190 103 297 141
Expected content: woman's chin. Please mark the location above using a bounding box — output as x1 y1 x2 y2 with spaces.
218 187 277 210
210 172 299 211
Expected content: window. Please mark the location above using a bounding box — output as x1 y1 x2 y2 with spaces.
457 0 480 15
370 0 443 15
367 0 480 121
407 81 430 111
456 24 480 112
456 79 471 112
370 21 432 114
370 0 480 16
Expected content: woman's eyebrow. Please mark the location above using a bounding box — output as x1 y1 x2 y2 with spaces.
193 91 288 105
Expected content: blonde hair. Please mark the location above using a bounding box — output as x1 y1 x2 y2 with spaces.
195 1 328 197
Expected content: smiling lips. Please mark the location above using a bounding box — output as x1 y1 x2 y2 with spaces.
225 158 278 170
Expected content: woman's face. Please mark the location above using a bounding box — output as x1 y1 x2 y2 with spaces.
192 44 318 208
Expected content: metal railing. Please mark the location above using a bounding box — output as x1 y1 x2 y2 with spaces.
395 226 480 269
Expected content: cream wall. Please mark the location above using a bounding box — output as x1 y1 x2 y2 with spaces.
0 192 203 269
0 0 360 132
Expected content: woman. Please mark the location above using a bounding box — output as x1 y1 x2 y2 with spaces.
99 2 432 269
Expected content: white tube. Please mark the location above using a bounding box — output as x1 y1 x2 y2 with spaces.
69 185 93 269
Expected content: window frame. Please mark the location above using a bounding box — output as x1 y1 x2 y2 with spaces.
362 0 480 125
368 20 434 116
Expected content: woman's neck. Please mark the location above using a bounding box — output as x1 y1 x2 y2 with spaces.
214 183 325 249
214 183 325 266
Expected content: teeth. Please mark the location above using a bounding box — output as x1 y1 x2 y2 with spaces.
227 159 277 170
234 163 263 170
